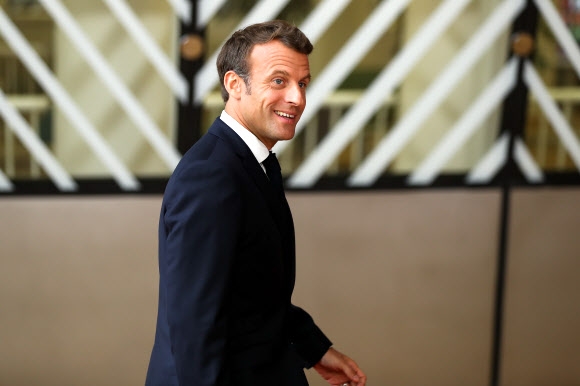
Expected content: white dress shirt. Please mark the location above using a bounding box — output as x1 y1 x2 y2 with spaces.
220 110 270 173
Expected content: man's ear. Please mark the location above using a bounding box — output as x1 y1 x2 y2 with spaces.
224 71 242 100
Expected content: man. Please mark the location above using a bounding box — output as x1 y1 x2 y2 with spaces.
146 20 366 386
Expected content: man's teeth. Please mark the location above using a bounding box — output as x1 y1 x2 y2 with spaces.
275 111 294 118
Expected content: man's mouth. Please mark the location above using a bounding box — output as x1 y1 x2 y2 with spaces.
275 111 295 119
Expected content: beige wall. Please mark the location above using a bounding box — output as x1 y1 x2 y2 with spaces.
0 188 579 385
0 197 159 386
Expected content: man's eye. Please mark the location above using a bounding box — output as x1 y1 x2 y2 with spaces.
299 82 307 88
273 79 284 85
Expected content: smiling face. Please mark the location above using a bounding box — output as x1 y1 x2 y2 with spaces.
224 40 311 149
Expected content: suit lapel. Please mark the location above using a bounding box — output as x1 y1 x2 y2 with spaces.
208 119 296 295
207 119 291 230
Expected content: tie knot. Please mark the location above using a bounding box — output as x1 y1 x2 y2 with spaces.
263 152 284 194
263 151 280 174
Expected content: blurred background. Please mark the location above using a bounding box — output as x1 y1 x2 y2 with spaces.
1 0 579 385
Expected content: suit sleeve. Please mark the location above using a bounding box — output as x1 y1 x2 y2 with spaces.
160 161 241 385
287 304 332 367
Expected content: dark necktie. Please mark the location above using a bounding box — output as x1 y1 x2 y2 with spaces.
263 151 284 197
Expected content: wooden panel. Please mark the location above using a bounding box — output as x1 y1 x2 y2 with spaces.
501 188 580 386
0 190 501 385
289 191 500 386
0 197 160 386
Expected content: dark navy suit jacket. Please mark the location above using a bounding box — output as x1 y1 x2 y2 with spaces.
146 118 331 385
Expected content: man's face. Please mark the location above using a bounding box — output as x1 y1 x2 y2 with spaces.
235 40 311 149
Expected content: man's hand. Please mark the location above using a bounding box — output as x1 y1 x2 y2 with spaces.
313 347 366 386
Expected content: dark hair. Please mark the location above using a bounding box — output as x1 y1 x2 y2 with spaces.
216 20 313 102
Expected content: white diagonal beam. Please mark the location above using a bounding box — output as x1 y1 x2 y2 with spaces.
0 6 139 190
348 0 526 187
102 0 188 102
0 88 77 191
194 0 292 103
299 0 351 45
466 133 509 184
275 0 410 155
39 0 181 171
534 0 580 79
514 138 544 183
287 0 473 186
466 134 544 184
166 0 192 24
524 61 580 172
0 168 14 191
408 57 519 185
198 0 227 28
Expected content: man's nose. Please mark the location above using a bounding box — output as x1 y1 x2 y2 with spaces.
286 83 305 106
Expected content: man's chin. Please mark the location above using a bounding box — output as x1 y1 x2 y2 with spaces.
279 128 296 142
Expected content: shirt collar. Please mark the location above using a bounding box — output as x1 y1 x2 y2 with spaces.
220 110 270 164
